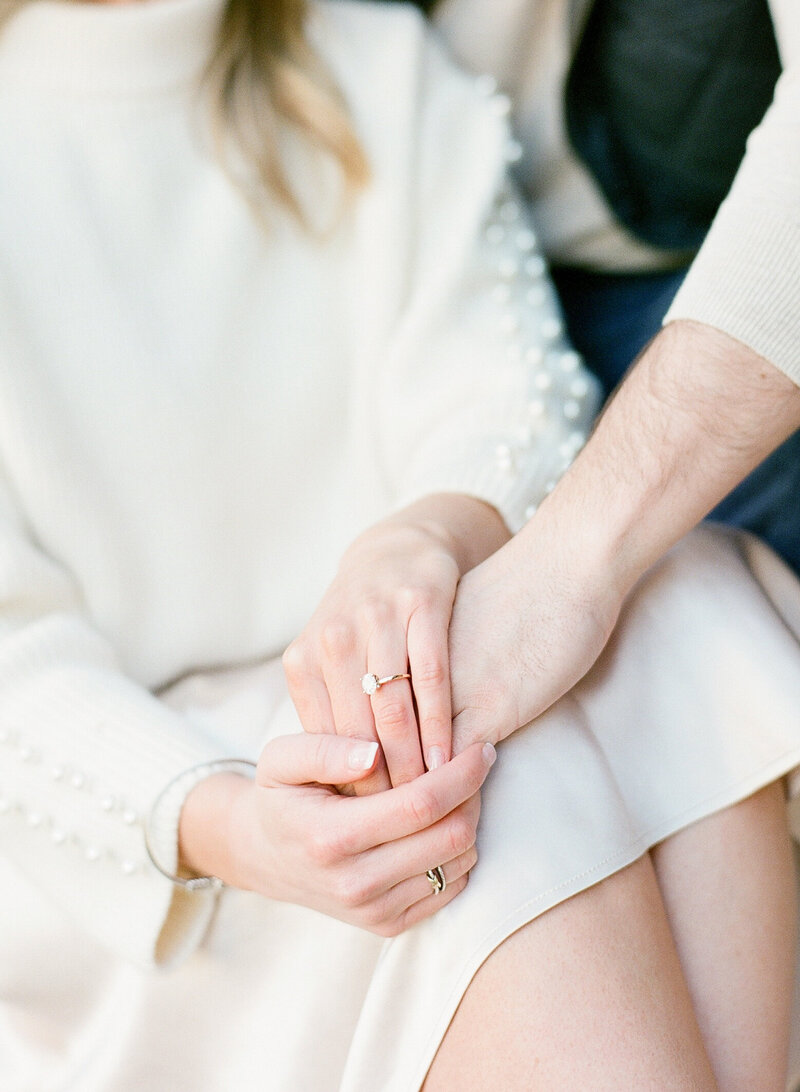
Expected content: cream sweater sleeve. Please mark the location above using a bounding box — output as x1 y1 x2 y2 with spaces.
0 472 224 968
664 0 800 385
333 6 601 531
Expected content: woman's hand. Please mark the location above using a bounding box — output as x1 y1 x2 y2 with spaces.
179 734 497 936
283 495 509 794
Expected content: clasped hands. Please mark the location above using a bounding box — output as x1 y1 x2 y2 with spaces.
271 496 512 934
182 494 619 936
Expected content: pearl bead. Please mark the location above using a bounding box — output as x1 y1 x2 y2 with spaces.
534 372 553 391
528 398 546 418
475 74 498 97
51 828 66 845
122 809 138 826
525 346 543 366
494 443 515 471
541 318 563 340
524 504 538 520
491 94 512 117
497 257 519 279
559 351 581 372
524 256 546 278
498 201 520 223
27 812 43 828
569 430 586 450
71 773 85 790
51 766 65 781
85 845 101 862
0 798 10 815
485 223 505 246
19 745 35 763
121 860 137 876
570 376 590 398
101 795 116 812
563 400 581 420
505 140 524 164
526 286 546 307
516 230 537 253
544 480 557 494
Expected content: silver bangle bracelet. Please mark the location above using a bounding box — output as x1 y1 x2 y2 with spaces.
144 758 257 892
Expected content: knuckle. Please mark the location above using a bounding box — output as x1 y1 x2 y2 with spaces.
374 918 403 939
419 711 450 739
281 639 309 682
360 597 391 632
414 659 447 689
319 618 355 660
398 584 434 615
445 815 474 858
375 699 414 734
308 827 338 866
333 821 360 857
358 898 387 929
403 785 439 830
335 870 368 910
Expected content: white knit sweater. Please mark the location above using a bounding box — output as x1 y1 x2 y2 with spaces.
0 0 597 966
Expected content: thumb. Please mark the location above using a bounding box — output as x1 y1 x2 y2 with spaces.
257 732 380 787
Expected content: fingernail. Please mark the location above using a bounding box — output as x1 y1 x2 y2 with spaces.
427 746 445 771
348 741 379 770
482 742 497 767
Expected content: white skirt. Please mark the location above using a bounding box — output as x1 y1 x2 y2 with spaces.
3 525 800 1092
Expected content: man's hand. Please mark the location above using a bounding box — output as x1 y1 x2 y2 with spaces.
448 506 622 755
448 319 800 751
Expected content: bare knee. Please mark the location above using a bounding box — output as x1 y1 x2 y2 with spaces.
424 858 716 1091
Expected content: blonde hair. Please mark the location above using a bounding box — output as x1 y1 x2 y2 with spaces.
0 0 369 226
204 0 369 225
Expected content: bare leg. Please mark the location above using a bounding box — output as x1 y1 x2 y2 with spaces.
423 854 717 1090
650 782 796 1092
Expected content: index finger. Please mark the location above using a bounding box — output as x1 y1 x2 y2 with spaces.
343 740 496 851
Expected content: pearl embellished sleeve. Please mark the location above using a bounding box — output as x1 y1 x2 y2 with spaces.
0 475 223 967
348 26 601 531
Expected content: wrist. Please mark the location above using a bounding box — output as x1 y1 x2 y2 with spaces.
178 770 258 891
381 493 510 574
529 319 800 596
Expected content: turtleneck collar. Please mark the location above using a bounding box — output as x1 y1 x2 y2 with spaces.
0 0 224 96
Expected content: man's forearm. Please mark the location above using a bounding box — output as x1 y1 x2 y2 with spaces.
526 318 800 597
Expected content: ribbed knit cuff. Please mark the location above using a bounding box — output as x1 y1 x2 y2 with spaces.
665 199 800 386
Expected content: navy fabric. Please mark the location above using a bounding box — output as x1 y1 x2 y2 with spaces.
565 0 781 250
551 266 800 575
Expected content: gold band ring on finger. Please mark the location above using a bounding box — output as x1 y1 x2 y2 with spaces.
361 672 411 696
425 865 446 895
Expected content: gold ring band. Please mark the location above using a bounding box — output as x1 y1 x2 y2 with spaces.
426 865 446 895
361 672 411 696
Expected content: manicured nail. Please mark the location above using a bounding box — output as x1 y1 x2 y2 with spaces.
482 742 497 766
427 746 445 770
348 741 379 770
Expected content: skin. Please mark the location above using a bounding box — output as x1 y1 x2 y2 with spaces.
424 783 795 1091
447 320 800 756
179 493 507 930
179 732 498 936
